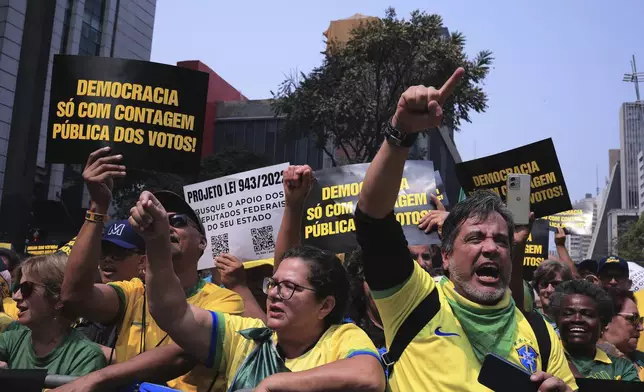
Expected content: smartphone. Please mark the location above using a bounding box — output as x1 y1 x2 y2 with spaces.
506 174 531 225
478 353 537 392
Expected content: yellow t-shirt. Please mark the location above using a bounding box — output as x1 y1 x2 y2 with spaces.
2 298 17 320
373 262 578 392
634 290 644 352
0 312 13 332
109 278 244 392
210 312 380 390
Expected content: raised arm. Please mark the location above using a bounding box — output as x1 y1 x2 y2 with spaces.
255 356 385 392
216 254 266 322
129 191 214 364
51 343 196 392
356 68 464 290
61 148 126 324
273 165 313 271
510 214 534 312
555 228 579 278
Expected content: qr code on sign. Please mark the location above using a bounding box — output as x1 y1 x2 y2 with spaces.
211 233 229 258
251 226 275 254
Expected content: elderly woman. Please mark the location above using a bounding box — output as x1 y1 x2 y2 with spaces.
551 280 640 381
532 260 573 332
129 191 386 392
599 290 644 380
0 253 106 375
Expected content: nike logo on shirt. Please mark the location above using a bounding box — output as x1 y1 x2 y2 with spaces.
435 327 460 337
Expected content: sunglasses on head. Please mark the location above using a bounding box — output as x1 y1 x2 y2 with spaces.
13 281 44 299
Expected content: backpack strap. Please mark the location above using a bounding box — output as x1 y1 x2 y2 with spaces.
524 310 551 373
381 288 440 378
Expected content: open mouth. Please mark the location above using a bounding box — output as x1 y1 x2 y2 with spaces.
169 235 180 244
474 263 500 284
16 304 28 317
268 304 285 317
567 326 587 335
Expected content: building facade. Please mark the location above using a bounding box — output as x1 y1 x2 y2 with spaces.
620 102 644 209
568 193 596 262
639 151 644 215
0 0 156 248
607 209 639 255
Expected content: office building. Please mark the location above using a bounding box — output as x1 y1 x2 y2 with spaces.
588 162 621 260
213 99 325 170
568 194 596 261
639 151 644 215
0 0 156 249
607 209 639 255
620 102 644 209
610 149 620 174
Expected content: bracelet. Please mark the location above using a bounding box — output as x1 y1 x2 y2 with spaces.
85 210 109 223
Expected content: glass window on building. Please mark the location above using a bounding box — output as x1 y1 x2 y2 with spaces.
79 0 105 56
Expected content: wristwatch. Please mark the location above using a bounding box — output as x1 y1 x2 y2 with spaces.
384 117 419 148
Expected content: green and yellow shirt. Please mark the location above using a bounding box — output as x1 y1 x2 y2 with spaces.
568 348 640 382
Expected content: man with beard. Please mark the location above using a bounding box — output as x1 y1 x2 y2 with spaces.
59 147 244 391
354 68 575 391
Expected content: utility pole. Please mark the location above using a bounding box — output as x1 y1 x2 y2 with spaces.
623 54 643 101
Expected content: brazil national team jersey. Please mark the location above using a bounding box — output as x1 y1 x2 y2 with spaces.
109 278 244 392
373 262 578 392
208 312 380 391
569 348 640 382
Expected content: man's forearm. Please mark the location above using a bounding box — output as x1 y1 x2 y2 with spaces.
145 236 189 333
273 203 304 271
358 141 409 219
511 242 527 311
60 205 105 312
85 344 196 390
556 245 579 278
260 356 385 392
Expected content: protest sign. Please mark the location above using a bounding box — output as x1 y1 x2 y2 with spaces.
455 139 571 218
544 198 594 235
302 161 441 254
522 219 550 281
26 242 59 256
629 262 644 292
46 55 208 174
435 171 450 208
56 237 77 256
184 163 289 270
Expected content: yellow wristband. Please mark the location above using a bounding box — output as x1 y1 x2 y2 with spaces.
85 210 109 223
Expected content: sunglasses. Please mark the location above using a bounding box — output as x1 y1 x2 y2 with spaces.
168 213 198 230
617 313 644 328
13 281 44 299
100 248 143 262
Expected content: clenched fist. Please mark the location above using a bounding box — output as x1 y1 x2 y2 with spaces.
129 191 170 241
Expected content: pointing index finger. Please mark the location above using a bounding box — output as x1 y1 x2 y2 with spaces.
437 67 465 104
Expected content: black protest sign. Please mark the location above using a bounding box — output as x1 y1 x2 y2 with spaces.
522 219 550 281
544 198 594 236
302 161 441 254
455 139 571 218
26 242 59 256
46 55 208 174
435 171 450 208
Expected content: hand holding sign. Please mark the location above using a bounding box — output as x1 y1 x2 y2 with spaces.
129 191 170 242
554 227 567 247
418 194 448 234
514 212 535 245
216 254 247 290
393 68 465 133
284 165 313 208
83 147 126 213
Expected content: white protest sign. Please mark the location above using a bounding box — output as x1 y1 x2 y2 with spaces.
629 262 644 292
184 163 289 270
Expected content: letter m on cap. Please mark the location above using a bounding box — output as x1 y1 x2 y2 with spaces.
108 223 126 236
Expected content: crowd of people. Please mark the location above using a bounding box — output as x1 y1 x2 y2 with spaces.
0 68 642 391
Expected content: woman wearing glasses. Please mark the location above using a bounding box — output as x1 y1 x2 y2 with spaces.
599 290 644 380
0 253 106 375
532 260 574 334
130 190 386 392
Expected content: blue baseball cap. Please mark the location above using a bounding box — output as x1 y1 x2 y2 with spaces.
597 255 629 277
102 219 145 251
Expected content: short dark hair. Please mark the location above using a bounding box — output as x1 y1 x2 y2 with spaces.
440 190 514 255
550 279 614 327
532 260 573 288
282 245 350 327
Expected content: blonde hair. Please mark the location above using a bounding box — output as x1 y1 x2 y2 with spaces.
21 253 68 299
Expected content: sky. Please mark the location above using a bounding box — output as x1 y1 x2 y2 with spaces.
150 0 644 202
